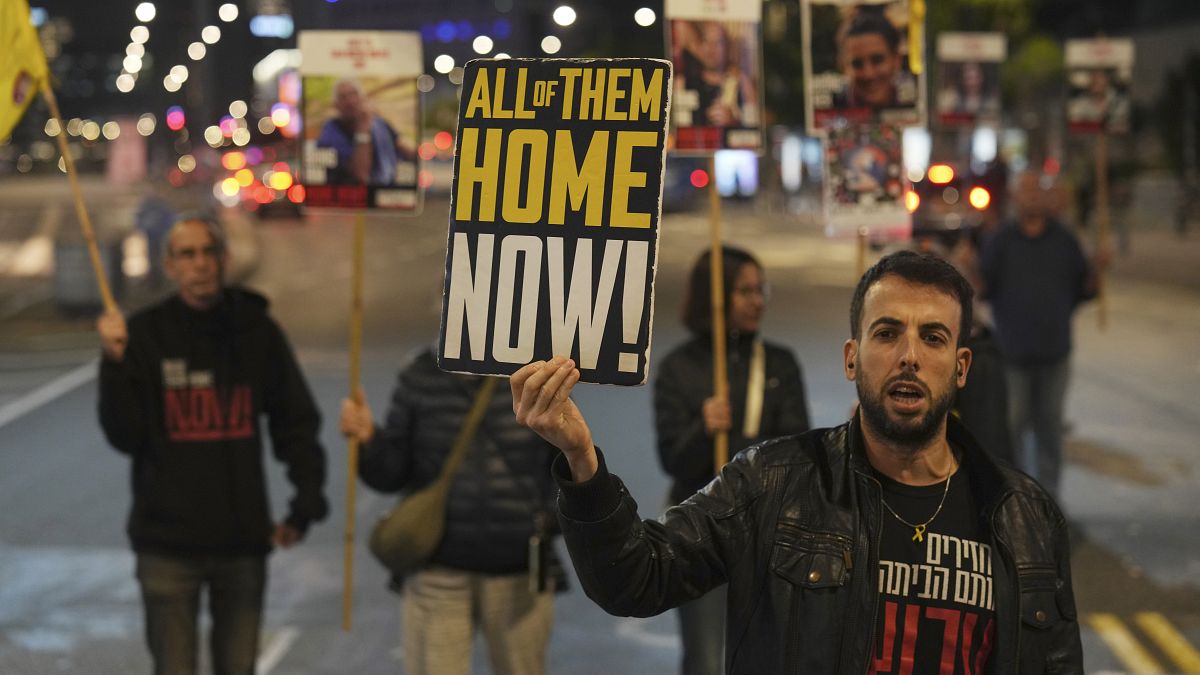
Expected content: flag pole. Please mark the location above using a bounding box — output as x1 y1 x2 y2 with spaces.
1094 132 1110 331
39 81 117 313
342 210 365 631
707 156 729 472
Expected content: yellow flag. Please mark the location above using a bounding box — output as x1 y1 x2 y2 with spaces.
0 0 49 139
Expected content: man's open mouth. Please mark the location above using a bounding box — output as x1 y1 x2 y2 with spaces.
887 381 927 404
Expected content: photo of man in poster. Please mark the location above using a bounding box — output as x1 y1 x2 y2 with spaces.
316 78 415 185
309 78 416 186
805 0 921 130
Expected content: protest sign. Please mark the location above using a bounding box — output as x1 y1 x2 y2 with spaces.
664 0 763 153
438 58 672 385
1065 38 1134 134
823 121 910 240
299 31 422 210
935 32 1005 128
803 0 924 133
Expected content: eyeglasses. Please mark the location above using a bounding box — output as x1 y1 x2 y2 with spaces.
170 245 222 261
732 284 770 301
850 53 889 70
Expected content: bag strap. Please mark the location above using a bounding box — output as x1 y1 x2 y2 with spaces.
742 338 766 438
436 376 499 483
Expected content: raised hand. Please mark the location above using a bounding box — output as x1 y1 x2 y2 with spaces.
511 356 598 482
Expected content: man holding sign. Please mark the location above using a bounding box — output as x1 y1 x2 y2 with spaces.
513 252 1082 673
438 58 671 386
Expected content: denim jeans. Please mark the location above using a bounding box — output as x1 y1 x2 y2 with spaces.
677 586 725 675
1005 359 1071 500
135 552 266 675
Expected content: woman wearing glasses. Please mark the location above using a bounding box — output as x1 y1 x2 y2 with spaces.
652 246 811 675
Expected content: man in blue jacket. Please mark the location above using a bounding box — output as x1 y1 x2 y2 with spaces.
512 251 1082 673
97 216 328 675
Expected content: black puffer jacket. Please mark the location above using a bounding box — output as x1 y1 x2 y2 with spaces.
556 415 1083 674
654 333 810 504
360 348 560 575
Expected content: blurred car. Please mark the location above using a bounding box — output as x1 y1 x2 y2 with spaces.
212 149 303 219
907 162 998 249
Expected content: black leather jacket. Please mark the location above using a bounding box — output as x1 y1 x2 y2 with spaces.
556 416 1083 674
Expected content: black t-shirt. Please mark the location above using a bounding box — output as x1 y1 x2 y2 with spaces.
869 464 997 674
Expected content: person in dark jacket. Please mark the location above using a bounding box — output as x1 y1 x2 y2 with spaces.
96 216 328 675
654 246 809 675
981 170 1107 500
512 251 1083 673
339 347 562 675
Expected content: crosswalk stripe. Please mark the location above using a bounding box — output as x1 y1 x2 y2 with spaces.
1088 613 1166 674
1134 612 1200 673
256 625 299 675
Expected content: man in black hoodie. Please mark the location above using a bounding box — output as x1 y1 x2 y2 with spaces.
97 216 328 675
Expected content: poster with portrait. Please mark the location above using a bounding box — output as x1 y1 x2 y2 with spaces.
298 31 422 210
803 0 924 133
438 58 672 385
823 121 910 239
936 32 1004 128
1065 38 1134 135
664 0 763 153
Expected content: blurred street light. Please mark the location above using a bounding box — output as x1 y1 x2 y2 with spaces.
135 3 156 22
137 114 156 136
473 35 494 54
229 100 248 118
434 54 454 74
126 43 145 57
116 74 136 92
188 42 207 60
170 65 189 83
131 26 150 44
634 8 656 27
202 26 221 44
44 119 60 136
163 75 181 92
218 3 238 22
123 55 143 73
552 5 576 27
494 52 511 60
540 36 561 54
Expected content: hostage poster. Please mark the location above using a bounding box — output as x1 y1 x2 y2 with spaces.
1065 38 1134 135
935 32 1005 128
823 121 910 240
664 0 763 153
298 31 423 210
438 58 672 385
803 0 924 133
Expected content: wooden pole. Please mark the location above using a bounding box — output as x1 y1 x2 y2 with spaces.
856 227 869 280
40 81 116 314
707 156 729 471
342 211 366 631
1094 133 1110 331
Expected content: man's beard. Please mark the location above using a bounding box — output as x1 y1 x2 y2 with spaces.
856 370 956 451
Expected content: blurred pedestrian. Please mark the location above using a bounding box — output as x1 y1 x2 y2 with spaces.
653 246 810 675
96 215 328 675
513 251 1082 672
340 347 563 675
981 171 1108 499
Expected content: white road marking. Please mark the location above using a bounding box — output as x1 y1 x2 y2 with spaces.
256 625 299 674
0 358 97 429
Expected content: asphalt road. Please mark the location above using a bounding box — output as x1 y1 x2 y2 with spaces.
1 186 1199 673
